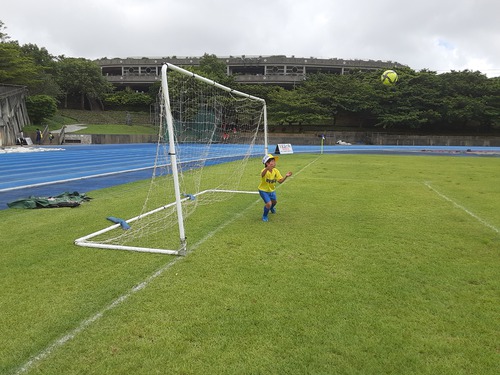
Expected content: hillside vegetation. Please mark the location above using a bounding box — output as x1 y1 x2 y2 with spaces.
58 109 152 126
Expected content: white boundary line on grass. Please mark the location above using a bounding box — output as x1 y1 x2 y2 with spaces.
13 257 182 374
14 155 318 374
13 201 263 375
424 181 499 234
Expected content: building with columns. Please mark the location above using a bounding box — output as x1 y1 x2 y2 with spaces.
96 55 405 91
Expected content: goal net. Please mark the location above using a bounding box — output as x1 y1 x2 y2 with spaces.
75 63 268 255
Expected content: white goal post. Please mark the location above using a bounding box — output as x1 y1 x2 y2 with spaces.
75 63 268 255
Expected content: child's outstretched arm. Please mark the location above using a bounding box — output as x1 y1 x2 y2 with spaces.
278 171 292 183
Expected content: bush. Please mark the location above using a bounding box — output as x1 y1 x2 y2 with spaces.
26 95 58 124
103 89 154 110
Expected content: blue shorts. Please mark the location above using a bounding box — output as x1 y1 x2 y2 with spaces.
259 190 277 204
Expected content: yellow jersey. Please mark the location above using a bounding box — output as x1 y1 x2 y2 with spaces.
258 168 283 192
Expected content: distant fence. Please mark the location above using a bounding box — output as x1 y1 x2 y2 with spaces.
266 132 500 147
58 131 500 147
62 133 158 144
368 133 500 147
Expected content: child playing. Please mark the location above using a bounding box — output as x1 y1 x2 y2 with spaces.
258 154 292 222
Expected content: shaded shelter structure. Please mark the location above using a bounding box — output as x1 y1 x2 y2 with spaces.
0 84 30 147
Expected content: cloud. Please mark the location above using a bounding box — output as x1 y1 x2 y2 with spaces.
2 0 500 76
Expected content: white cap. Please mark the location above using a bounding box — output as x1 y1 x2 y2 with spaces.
262 153 279 164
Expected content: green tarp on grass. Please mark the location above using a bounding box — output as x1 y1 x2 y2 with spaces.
8 192 91 209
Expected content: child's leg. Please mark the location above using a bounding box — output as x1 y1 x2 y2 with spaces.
263 200 272 216
263 202 272 221
259 190 272 221
270 200 277 213
269 192 278 213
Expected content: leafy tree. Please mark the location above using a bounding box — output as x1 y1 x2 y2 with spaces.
55 57 113 109
438 70 496 130
310 72 380 126
0 20 9 42
235 84 278 103
373 68 442 129
268 86 326 125
0 22 57 96
26 95 58 124
19 43 61 96
148 81 161 100
20 43 56 68
271 66 500 133
196 53 233 85
0 42 43 87
103 87 154 110
483 77 500 130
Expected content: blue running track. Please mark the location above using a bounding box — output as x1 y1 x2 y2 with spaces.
1 143 499 209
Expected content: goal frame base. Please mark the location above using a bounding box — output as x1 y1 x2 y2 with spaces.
74 189 258 256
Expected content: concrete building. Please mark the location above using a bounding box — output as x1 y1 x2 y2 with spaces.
96 55 405 91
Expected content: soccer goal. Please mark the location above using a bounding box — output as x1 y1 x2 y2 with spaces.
74 63 268 255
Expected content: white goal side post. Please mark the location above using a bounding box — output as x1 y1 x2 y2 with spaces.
75 63 268 255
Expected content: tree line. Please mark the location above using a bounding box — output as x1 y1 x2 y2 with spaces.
1 20 499 132
269 68 500 133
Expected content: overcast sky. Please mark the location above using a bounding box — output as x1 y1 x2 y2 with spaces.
2 0 500 76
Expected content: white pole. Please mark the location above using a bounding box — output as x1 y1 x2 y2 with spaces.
161 64 186 253
263 103 268 155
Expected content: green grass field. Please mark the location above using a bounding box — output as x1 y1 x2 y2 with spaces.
1 154 499 375
71 124 158 135
24 109 154 134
